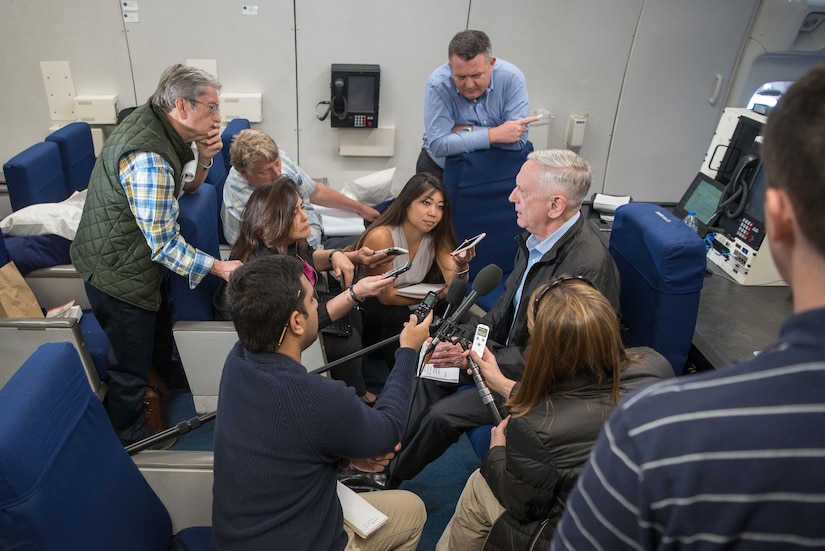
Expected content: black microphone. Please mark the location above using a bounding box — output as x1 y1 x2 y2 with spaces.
438 279 468 326
426 264 503 353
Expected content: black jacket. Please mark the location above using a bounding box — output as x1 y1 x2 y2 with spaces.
480 347 673 551
475 213 621 381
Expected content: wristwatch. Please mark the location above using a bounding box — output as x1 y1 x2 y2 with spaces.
462 125 472 132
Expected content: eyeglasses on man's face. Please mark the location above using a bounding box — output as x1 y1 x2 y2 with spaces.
190 98 220 115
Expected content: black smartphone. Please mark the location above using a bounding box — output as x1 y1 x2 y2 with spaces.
382 261 413 279
413 290 440 322
374 247 409 256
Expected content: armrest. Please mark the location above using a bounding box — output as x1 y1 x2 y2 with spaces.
25 264 91 310
0 317 105 399
133 450 214 532
173 320 327 414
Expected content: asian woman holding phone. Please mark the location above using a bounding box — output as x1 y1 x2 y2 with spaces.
352 172 477 368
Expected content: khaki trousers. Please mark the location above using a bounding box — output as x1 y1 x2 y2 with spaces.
436 469 506 550
344 489 427 551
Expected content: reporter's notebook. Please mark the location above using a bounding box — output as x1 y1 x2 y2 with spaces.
336 481 388 538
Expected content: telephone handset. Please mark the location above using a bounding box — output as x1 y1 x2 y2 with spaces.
721 153 759 219
709 152 759 230
331 77 347 120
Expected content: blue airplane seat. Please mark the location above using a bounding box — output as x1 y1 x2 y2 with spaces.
3 141 69 211
0 342 210 549
45 122 96 194
609 202 706 375
204 155 230 246
220 118 250 173
171 184 222 322
442 142 533 312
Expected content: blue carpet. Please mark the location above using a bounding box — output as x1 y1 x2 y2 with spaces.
166 354 482 551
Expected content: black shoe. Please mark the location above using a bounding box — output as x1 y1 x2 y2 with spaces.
338 467 388 492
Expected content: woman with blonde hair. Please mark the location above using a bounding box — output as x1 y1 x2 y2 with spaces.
437 276 673 550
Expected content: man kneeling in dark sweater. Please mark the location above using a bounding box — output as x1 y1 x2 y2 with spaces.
212 255 431 550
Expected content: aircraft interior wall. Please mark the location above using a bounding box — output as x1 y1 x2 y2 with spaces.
1 0 824 204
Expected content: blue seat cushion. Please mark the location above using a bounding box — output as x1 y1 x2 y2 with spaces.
3 234 72 275
609 203 706 374
443 143 533 278
45 122 96 194
3 142 69 211
220 119 251 172
171 185 221 322
0 343 173 549
79 312 110 381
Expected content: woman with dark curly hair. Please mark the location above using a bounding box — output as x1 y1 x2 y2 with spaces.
214 176 393 404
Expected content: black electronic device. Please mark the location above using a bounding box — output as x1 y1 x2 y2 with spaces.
425 264 503 354
716 161 769 250
374 247 408 256
706 157 784 286
317 292 354 337
714 115 763 184
413 290 440 323
673 172 726 237
330 64 380 128
382 261 412 279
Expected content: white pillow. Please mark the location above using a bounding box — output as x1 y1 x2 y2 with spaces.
342 167 397 206
0 190 86 240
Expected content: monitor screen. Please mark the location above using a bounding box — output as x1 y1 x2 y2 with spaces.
683 175 724 225
347 75 375 113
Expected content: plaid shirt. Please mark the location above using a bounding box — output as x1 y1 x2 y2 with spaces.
119 151 214 289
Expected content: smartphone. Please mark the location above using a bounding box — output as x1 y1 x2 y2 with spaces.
374 247 409 256
413 290 439 322
382 261 412 279
451 232 486 256
471 324 490 356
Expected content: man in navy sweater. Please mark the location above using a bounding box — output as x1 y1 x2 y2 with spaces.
553 63 825 549
212 255 431 550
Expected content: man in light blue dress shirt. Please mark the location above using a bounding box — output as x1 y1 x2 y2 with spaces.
417 30 539 177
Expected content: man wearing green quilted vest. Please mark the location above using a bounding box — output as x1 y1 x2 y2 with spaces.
71 64 242 446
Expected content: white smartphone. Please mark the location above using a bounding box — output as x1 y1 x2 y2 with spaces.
471 324 490 356
451 232 486 256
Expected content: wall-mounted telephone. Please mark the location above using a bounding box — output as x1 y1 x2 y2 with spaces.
316 64 380 128
328 64 380 128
